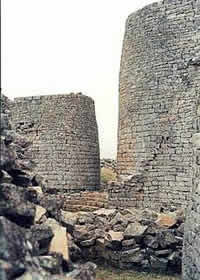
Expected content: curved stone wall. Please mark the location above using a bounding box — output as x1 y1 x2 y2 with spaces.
115 0 200 210
11 93 100 192
183 132 200 279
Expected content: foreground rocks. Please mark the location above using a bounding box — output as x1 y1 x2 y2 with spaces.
64 208 184 274
0 95 96 280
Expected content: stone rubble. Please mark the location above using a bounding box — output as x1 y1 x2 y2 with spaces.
0 94 96 280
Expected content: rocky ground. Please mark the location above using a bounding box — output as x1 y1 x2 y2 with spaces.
64 208 183 274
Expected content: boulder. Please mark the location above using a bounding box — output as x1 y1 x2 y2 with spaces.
38 254 63 274
34 205 47 224
157 230 178 248
121 248 145 263
0 216 29 279
0 183 36 227
0 170 12 184
155 214 177 228
68 234 82 262
124 222 148 241
61 211 78 233
77 212 95 225
105 230 123 250
29 224 54 255
73 225 95 244
40 196 63 221
150 256 168 272
143 235 159 249
44 219 69 264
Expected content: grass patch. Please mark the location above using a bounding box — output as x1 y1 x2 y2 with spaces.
101 167 116 184
96 267 181 280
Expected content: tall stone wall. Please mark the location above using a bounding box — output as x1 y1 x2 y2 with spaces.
11 93 100 192
113 0 200 210
183 132 200 279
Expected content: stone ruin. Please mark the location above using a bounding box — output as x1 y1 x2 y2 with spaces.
11 93 100 193
2 0 200 279
109 0 200 212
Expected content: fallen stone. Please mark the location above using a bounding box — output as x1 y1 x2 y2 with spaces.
143 235 159 249
154 249 173 257
0 183 36 227
38 254 63 274
73 225 94 243
0 170 12 184
25 187 43 204
34 205 47 224
0 216 28 278
80 238 96 247
30 224 54 255
150 256 168 272
77 212 95 225
124 222 148 241
45 219 69 264
157 230 178 248
122 238 137 248
68 234 82 262
61 211 78 233
155 214 177 228
105 230 123 250
93 208 116 219
121 249 145 263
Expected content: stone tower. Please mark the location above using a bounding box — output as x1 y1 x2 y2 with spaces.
114 0 200 210
11 93 100 192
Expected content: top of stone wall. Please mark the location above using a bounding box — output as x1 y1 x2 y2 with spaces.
126 0 193 26
0 94 13 114
14 92 94 104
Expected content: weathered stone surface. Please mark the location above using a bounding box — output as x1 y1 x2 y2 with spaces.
155 214 177 229
0 216 28 278
124 222 147 240
93 208 116 219
49 226 69 264
68 234 82 262
0 183 36 227
110 0 200 212
150 256 168 272
61 211 78 233
30 224 54 255
11 93 100 192
34 205 46 224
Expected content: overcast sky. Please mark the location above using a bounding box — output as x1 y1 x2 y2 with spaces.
2 0 156 159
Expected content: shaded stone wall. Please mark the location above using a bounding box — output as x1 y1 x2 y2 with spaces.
115 0 200 210
183 132 200 279
0 94 13 115
11 93 100 192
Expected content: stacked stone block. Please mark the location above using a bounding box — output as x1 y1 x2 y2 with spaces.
11 93 100 192
183 131 200 278
114 0 200 210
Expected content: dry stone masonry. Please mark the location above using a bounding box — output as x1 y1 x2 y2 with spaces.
183 132 200 280
11 93 100 193
112 0 200 211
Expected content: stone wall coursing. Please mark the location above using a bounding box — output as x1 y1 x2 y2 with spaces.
0 94 13 115
11 93 100 192
115 0 200 210
183 132 200 279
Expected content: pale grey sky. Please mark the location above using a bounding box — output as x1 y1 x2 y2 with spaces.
2 0 156 159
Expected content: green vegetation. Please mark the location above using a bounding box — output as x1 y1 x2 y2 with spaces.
96 267 180 280
101 167 116 183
